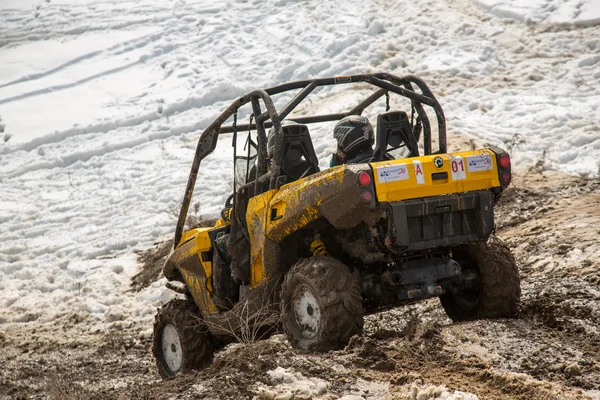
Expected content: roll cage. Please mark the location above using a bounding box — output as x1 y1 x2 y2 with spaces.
174 73 447 248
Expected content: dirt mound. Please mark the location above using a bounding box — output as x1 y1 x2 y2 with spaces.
131 240 172 291
3 170 600 400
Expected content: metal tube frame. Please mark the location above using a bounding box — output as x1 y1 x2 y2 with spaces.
174 73 446 248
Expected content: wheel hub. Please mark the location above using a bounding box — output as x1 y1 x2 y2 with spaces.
292 284 322 339
161 324 182 373
451 268 481 311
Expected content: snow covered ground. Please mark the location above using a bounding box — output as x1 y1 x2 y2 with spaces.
0 0 599 336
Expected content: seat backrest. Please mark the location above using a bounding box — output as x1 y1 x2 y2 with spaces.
277 124 320 182
372 111 420 161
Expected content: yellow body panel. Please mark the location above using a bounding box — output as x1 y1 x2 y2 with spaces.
372 149 500 202
175 227 218 314
243 168 348 287
180 268 214 311
246 189 277 287
179 227 211 249
266 166 345 239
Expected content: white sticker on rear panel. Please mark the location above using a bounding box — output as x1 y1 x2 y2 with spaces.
377 164 409 183
466 154 493 172
450 156 467 181
413 160 425 184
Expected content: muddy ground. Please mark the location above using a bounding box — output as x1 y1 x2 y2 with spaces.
1 168 599 400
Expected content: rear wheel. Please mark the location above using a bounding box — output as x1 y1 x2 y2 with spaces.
153 299 213 379
281 256 364 352
440 235 521 321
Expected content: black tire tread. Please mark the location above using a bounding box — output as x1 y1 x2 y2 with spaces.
280 256 364 352
441 235 521 321
152 299 213 379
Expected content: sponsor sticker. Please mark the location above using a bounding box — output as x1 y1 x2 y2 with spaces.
377 164 409 183
466 154 493 172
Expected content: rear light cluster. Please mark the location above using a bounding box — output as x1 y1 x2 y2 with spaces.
499 154 511 169
357 171 372 186
361 191 373 202
497 153 511 186
357 171 374 203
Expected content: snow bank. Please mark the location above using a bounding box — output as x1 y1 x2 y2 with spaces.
476 0 600 26
0 0 599 330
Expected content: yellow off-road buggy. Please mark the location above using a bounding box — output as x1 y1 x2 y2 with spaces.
152 73 520 378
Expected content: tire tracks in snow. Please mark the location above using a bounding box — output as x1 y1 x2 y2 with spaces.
0 42 179 106
0 4 174 47
0 29 164 90
0 82 248 179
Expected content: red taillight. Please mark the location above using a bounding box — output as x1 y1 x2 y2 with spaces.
502 173 511 183
357 171 372 187
499 154 511 169
361 190 373 202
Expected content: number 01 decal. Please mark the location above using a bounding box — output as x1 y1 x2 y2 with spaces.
451 156 467 181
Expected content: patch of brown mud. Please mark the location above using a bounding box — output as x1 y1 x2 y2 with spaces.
521 277 600 333
490 170 600 394
0 322 154 400
353 310 588 400
496 172 600 336
443 316 600 391
132 338 360 400
131 240 172 291
496 172 599 230
193 341 291 398
516 279 600 387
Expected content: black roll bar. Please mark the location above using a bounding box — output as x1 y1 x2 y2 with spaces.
173 73 447 249
174 90 282 248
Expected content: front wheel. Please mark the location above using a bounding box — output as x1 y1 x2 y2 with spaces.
440 235 521 321
280 256 364 352
153 299 213 379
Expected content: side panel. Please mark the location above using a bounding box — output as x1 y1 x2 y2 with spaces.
266 167 346 241
372 149 501 202
266 165 382 240
246 189 278 287
167 228 218 315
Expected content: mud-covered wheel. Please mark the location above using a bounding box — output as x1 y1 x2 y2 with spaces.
440 235 521 321
281 256 364 352
153 299 213 379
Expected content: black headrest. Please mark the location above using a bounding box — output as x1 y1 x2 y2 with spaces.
278 124 320 181
372 111 419 161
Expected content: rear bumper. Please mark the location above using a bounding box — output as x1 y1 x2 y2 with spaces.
385 190 494 252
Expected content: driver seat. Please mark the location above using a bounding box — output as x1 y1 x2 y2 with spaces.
277 123 320 183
